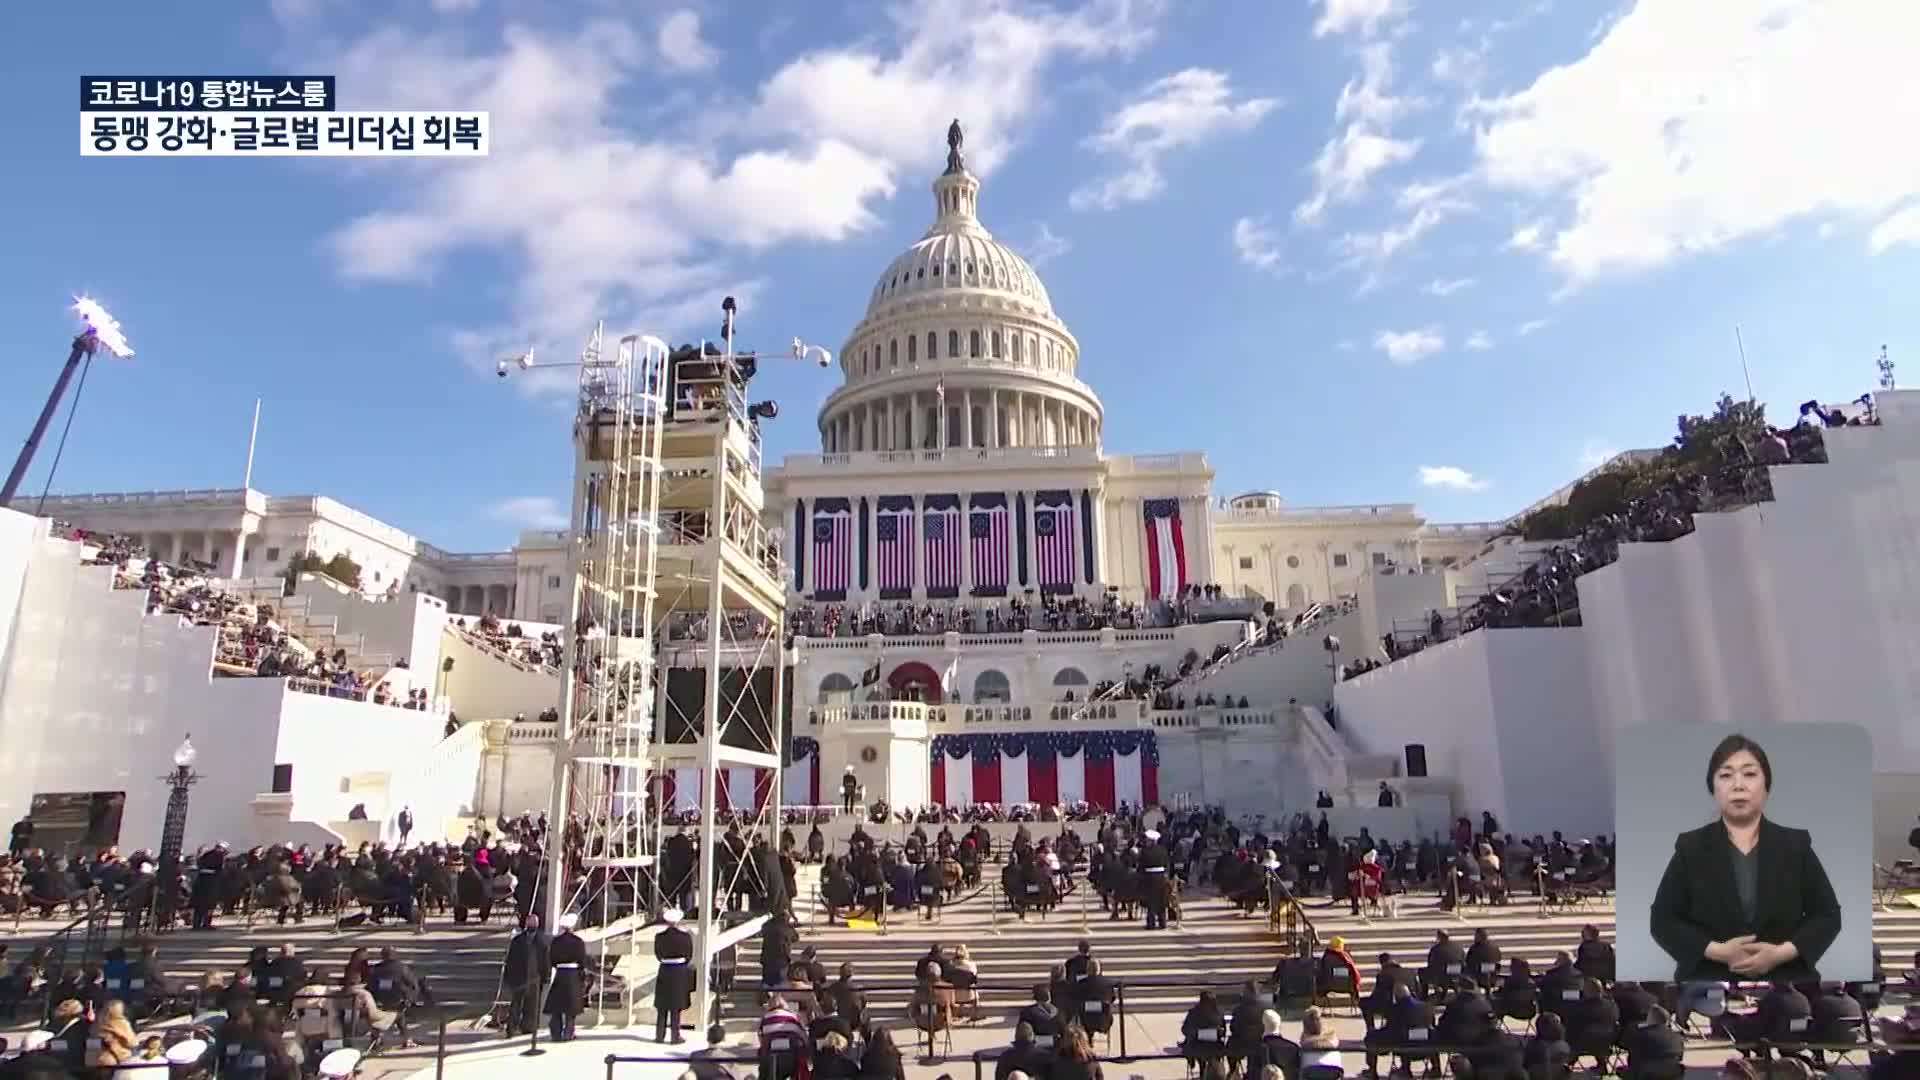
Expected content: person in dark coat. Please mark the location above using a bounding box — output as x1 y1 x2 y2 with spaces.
454 857 488 924
502 912 549 1037
191 843 227 929
546 913 588 1042
1139 830 1171 930
372 945 432 1048
654 907 694 1044
1621 1004 1686 1080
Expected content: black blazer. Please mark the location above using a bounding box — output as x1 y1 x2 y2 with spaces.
1648 817 1841 983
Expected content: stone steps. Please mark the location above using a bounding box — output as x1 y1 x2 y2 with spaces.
13 915 516 1015
766 886 1920 1016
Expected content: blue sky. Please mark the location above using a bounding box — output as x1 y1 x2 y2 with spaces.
4 0 1919 551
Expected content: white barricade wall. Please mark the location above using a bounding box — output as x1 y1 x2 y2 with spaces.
0 511 474 852
1333 629 1612 839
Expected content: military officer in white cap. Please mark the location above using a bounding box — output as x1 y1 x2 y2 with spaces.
653 907 694 1043
1139 829 1171 930
546 912 587 1042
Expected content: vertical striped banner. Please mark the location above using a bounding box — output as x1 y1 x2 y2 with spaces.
876 497 915 598
1143 497 1188 600
810 498 852 600
1034 490 1075 594
968 493 1009 596
923 494 962 598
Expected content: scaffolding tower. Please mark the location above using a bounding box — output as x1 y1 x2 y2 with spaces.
545 313 792 1033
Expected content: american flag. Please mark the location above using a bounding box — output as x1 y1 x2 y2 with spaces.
969 503 1009 594
924 506 963 595
876 504 914 596
1035 500 1075 591
811 507 852 598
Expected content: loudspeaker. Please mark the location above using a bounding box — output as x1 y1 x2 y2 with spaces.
1404 743 1428 778
1275 956 1316 1000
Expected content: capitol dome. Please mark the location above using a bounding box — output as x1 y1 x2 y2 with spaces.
819 122 1100 455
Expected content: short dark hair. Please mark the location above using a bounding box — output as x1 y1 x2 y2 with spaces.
1706 733 1773 793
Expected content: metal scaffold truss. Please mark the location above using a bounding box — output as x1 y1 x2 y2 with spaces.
542 306 802 1033
546 326 672 1024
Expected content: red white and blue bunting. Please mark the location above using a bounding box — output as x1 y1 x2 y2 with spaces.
929 730 1159 810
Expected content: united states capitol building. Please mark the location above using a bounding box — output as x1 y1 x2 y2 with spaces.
4 128 1917 863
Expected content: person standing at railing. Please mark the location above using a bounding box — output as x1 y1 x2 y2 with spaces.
544 913 586 1043
654 907 694 1045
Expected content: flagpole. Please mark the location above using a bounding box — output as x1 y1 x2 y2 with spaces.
241 398 261 491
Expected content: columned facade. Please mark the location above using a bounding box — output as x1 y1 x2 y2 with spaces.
818 137 1101 455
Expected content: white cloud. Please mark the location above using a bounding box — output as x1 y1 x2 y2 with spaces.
1070 68 1278 210
313 1 1162 388
1232 215 1283 270
1516 318 1550 336
1506 220 1546 251
1331 178 1468 287
1295 44 1420 224
430 0 481 11
1374 326 1445 364
1868 202 1920 254
1023 222 1072 267
1469 2 1920 282
657 10 718 72
490 496 569 530
1423 276 1474 296
1313 0 1405 38
751 0 1161 181
1418 465 1488 492
1464 329 1493 350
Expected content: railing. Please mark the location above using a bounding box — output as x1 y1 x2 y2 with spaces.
288 675 369 701
507 720 560 743
38 487 252 507
448 625 560 677
805 700 1153 728
776 445 1102 472
1216 502 1419 522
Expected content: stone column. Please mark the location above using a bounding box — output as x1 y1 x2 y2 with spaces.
961 389 974 448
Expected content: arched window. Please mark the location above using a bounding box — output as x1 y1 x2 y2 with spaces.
973 669 1011 703
969 330 981 358
1053 667 1088 687
889 339 898 366
926 332 937 360
818 674 856 703
860 347 868 374
992 330 1003 359
1012 335 1022 362
1286 583 1307 608
908 335 917 363
948 330 960 357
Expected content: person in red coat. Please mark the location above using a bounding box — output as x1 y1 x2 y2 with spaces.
1348 850 1384 915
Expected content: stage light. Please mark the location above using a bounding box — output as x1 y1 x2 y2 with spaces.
73 296 133 359
791 338 832 368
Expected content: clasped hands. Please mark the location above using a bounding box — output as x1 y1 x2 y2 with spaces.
1705 934 1797 977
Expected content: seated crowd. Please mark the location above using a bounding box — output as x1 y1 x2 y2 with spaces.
786 585 1245 644
56 523 415 706
1345 396 1859 680
452 613 563 671
735 802 1916 1080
